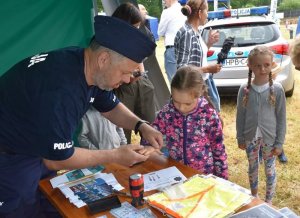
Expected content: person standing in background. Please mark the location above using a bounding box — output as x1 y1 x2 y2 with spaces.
138 4 156 43
288 22 294 40
113 3 156 144
236 46 286 204
141 66 228 179
158 0 186 82
138 4 150 29
174 0 222 112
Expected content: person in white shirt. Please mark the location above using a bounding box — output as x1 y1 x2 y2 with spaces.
158 0 186 82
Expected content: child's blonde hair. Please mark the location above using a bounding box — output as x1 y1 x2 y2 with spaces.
290 36 300 67
171 65 215 108
243 46 276 107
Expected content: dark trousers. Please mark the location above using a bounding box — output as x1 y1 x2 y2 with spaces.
0 153 61 218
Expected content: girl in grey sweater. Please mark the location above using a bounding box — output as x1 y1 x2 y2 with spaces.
236 46 286 204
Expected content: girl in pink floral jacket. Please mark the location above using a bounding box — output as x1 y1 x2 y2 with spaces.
142 66 228 179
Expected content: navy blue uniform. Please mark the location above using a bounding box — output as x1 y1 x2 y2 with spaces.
0 47 119 215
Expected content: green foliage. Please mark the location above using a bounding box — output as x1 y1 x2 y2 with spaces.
137 0 163 19
230 0 271 9
95 0 300 18
97 0 104 13
278 0 300 11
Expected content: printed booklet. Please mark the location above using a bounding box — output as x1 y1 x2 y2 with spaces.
230 203 287 218
49 166 123 208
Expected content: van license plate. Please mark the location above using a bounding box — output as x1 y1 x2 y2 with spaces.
223 58 248 67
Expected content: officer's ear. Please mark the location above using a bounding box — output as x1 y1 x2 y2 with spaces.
97 50 110 69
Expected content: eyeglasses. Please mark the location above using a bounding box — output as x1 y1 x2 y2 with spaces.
132 70 148 78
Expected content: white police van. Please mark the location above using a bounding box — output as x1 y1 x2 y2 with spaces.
202 6 294 96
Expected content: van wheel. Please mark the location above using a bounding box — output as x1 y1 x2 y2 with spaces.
285 82 294 97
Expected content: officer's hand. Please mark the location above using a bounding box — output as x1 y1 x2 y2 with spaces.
112 144 148 166
138 124 163 149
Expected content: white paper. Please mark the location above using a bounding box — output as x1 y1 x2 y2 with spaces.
143 166 186 192
230 203 287 218
110 201 157 218
279 207 299 218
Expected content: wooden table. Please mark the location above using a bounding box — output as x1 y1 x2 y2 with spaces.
39 156 263 218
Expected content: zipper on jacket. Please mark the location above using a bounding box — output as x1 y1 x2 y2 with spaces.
183 116 188 165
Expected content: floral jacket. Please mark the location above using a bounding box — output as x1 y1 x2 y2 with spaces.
151 97 228 179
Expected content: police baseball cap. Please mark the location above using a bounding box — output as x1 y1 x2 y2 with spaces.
94 15 156 63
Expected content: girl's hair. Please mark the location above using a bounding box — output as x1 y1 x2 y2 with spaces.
181 0 207 18
112 2 144 26
243 46 276 107
171 65 215 108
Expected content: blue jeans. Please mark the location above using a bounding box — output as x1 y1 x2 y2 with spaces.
205 74 221 112
164 47 177 83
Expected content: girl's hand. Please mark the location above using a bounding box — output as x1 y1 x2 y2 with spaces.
137 146 160 156
272 147 282 156
238 144 246 150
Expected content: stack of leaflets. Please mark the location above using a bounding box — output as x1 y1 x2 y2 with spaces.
110 201 157 218
145 174 252 218
50 166 123 208
279 207 299 218
230 203 300 218
143 166 187 192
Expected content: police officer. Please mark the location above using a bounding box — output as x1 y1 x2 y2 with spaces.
0 16 163 217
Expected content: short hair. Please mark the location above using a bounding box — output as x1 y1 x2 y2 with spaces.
89 37 125 63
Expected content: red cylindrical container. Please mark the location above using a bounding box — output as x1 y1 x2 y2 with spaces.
129 173 144 207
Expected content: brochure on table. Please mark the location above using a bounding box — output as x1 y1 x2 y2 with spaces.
50 165 105 188
143 166 187 192
49 166 123 208
230 203 287 218
279 207 300 218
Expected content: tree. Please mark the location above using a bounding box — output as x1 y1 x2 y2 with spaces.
137 0 163 19
278 0 300 11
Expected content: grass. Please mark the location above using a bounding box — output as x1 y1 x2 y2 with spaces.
133 24 300 214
